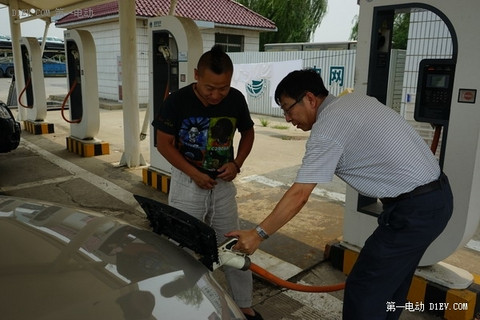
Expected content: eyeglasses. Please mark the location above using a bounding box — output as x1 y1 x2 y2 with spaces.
282 93 306 117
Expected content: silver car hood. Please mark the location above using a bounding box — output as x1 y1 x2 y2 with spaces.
0 196 245 320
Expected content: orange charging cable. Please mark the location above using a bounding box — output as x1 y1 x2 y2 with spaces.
249 262 345 293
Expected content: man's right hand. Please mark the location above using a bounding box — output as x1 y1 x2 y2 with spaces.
225 229 262 255
192 172 217 190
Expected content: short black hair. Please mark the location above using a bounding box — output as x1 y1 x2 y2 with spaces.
197 45 233 75
274 69 329 105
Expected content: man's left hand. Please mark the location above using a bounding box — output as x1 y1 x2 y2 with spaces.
216 162 239 181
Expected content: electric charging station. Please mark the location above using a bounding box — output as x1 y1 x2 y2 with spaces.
143 15 203 192
63 30 109 157
19 37 53 135
341 0 480 290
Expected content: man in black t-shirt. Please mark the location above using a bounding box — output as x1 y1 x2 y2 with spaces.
153 45 261 320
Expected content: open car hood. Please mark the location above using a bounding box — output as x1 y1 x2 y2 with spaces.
0 196 245 320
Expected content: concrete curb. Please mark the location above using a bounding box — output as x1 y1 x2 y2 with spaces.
66 136 110 157
142 167 170 194
23 120 54 134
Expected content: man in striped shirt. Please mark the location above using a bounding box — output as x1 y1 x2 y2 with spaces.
227 69 453 320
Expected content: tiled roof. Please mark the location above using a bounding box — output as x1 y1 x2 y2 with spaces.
56 0 276 31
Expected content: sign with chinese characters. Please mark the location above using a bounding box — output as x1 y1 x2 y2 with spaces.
329 66 345 86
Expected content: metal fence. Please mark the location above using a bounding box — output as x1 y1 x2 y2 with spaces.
228 50 356 118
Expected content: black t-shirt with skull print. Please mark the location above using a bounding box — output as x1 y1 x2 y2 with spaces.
153 84 254 175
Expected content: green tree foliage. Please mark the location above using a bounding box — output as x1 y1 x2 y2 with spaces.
392 13 409 49
349 15 358 41
237 0 327 51
349 13 410 49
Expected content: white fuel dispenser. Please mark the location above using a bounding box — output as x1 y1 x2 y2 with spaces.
19 37 51 134
63 30 108 157
342 0 480 289
143 16 203 192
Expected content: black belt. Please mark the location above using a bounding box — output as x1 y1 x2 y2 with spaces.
380 177 442 205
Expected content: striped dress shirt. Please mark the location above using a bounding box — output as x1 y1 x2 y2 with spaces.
296 93 440 198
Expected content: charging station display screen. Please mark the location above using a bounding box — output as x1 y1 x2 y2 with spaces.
414 59 455 125
426 74 449 89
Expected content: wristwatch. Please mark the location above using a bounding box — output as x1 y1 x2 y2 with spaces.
255 225 269 240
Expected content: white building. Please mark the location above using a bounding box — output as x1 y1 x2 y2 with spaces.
56 0 276 104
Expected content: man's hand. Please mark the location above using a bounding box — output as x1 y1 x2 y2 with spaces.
216 162 239 182
191 172 217 190
225 229 262 255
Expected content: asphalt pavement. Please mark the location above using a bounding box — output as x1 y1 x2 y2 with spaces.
1 77 479 319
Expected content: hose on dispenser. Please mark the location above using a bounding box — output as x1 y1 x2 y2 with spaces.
430 124 442 154
61 79 81 124
140 46 172 140
18 77 33 109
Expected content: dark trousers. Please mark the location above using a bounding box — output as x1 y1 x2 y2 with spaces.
343 173 453 320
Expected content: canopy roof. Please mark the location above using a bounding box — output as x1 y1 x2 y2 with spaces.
56 0 276 31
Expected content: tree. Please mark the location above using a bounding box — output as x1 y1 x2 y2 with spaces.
391 13 410 50
349 13 410 49
237 0 327 51
349 15 359 41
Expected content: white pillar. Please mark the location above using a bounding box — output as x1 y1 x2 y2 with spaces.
8 0 26 120
118 0 145 167
40 20 51 56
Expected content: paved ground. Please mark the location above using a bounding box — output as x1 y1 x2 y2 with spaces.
1 77 479 319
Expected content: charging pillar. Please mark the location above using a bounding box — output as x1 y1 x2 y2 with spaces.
63 30 109 157
142 16 203 193
19 37 53 135
338 0 480 293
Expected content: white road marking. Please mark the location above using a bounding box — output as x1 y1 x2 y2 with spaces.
21 139 145 214
1 175 75 192
251 249 303 280
311 188 346 202
466 239 480 252
239 174 285 187
239 174 346 203
284 288 343 320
